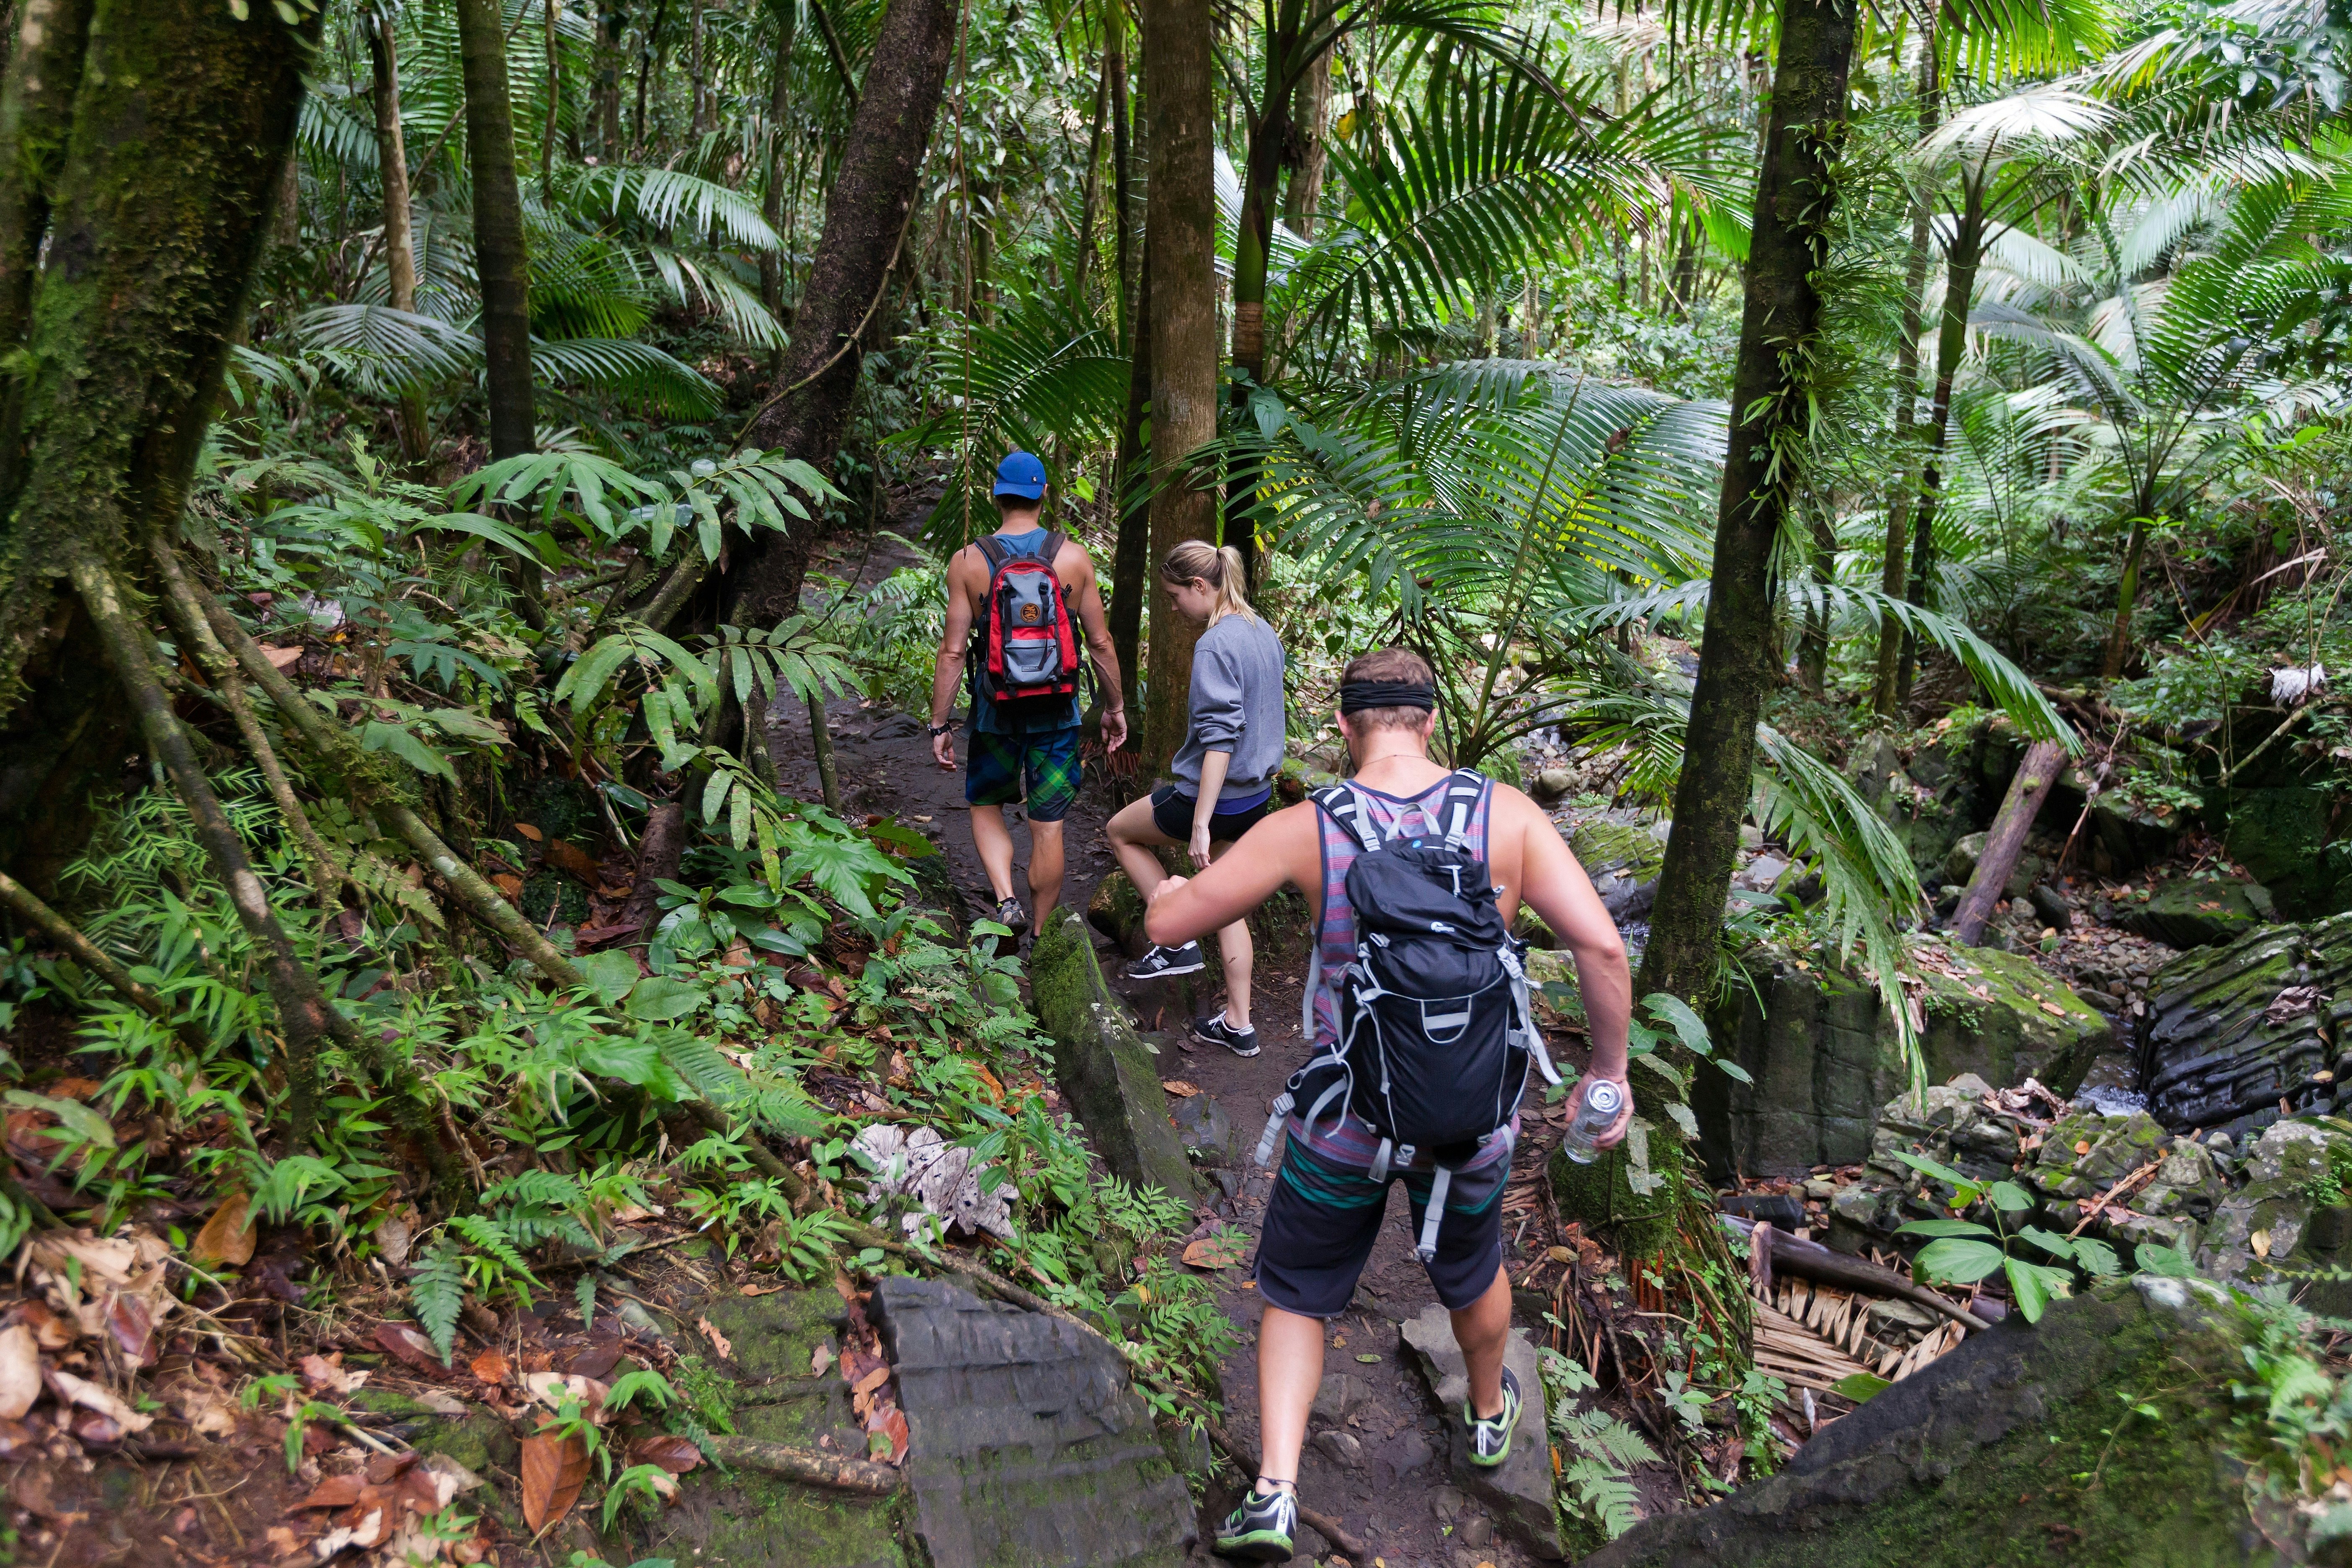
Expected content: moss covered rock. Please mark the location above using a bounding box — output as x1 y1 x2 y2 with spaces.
2221 784 2352 920
2117 876 2274 949
1568 816 1668 882
1028 907 1204 1201
1693 941 2107 1179
2140 915 2352 1133
1583 1277 2290 1568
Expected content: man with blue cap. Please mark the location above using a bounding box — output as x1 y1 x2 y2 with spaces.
926 452 1127 938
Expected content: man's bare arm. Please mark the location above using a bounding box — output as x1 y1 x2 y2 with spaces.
1065 548 1126 750
1506 792 1634 1143
1143 804 1319 945
928 550 980 766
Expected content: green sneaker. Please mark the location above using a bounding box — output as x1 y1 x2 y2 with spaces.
1466 1364 1523 1467
1214 1484 1297 1561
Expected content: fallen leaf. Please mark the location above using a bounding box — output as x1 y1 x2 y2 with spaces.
375 1321 444 1372
265 1525 303 1558
810 1344 836 1377
289 1474 367 1511
851 1364 891 1398
512 823 544 842
973 1064 1005 1104
190 1194 257 1268
45 1367 153 1432
698 1315 734 1360
0 1326 39 1420
542 839 600 881
1161 1080 1200 1098
2037 1001 2067 1018
469 1349 511 1385
299 1353 363 1395
2253 1229 2273 1259
519 1431 588 1532
10 1300 72 1351
374 1206 418 1268
875 1405 910 1465
632 1434 704 1474
490 873 524 898
740 1280 789 1297
1181 1234 1248 1271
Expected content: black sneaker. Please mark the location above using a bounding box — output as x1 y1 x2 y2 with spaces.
1466 1364 1523 1467
1125 942 1205 980
1191 1013 1259 1057
1213 1485 1296 1561
990 895 1028 932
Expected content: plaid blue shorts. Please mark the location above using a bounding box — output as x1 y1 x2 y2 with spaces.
965 725 1082 822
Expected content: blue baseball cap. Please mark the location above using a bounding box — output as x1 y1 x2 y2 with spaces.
993 450 1048 500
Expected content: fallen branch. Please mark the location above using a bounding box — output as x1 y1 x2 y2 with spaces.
703 1434 902 1493
1720 1216 1992 1333
0 869 215 1058
1200 1418 1372 1563
2067 1158 2163 1239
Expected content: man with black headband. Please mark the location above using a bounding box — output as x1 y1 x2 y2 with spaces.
1145 645 1632 1562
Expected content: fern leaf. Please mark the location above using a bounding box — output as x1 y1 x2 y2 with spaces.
658 1030 747 1104
410 1239 465 1366
451 1213 535 1277
577 1274 597 1331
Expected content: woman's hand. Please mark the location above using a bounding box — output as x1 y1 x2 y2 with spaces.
1189 819 1214 869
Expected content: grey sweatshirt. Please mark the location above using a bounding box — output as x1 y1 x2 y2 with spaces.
1169 613 1287 804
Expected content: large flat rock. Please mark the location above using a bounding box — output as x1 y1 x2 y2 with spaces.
872 1274 1194 1568
1400 1305 1562 1559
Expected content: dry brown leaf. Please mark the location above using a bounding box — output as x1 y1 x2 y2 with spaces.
289 1473 367 1511
0 1326 37 1420
469 1348 511 1385
632 1433 704 1474
264 1524 304 1558
1181 1234 1248 1271
851 1364 891 1398
490 873 524 898
2038 1001 2067 1018
259 644 304 670
740 1280 789 1297
44 1368 152 1432
511 823 544 842
810 1344 836 1377
298 1353 364 1395
189 1194 257 1268
375 1321 445 1372
1160 1080 1200 1098
542 839 600 880
518 1431 588 1532
374 1206 418 1268
698 1315 734 1360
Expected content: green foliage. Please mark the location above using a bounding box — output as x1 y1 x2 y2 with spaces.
1541 1347 1657 1540
1889 1150 2122 1321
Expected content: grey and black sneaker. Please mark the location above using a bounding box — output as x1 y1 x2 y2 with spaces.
1213 1484 1297 1561
1466 1364 1523 1467
1124 941 1205 980
990 895 1028 932
1190 1012 1260 1057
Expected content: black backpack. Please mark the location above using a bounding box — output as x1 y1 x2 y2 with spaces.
1251 770 1560 1261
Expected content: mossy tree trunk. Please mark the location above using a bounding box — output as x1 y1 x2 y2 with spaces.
454 0 535 463
758 0 799 377
1870 35 1935 720
1109 245 1151 725
1140 0 1219 773
1638 0 1858 1011
1577 0 1858 1256
720 0 955 632
1896 173 1985 707
367 5 432 465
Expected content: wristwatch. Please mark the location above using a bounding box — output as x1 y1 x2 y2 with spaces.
927 721 953 737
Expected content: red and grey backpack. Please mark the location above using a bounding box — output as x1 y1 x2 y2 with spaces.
972 531 1079 708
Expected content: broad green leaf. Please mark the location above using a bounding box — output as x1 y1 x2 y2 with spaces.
1890 1149 1976 1191
1989 1181 2035 1213
623 977 707 1022
4 1091 116 1149
1830 1372 1890 1403
2135 1243 2196 1277
1895 1219 1997 1238
2005 1255 2053 1322
1911 1237 2009 1284
1641 992 1714 1057
576 950 642 1007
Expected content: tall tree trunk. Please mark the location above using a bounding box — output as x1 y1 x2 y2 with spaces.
596 3 625 155
367 10 432 465
1109 245 1151 718
1109 0 1133 352
2104 518 2150 679
1666 216 1697 318
721 0 955 631
1951 739 2065 946
759 0 799 372
1223 0 1303 585
0 0 312 882
1872 37 1936 718
1638 0 1858 1010
1519 270 1541 358
1140 0 1218 771
689 0 709 136
1798 507 1834 692
542 0 562 185
1280 40 1331 238
635 0 670 151
1072 46 1112 311
1895 175 1984 706
455 0 536 464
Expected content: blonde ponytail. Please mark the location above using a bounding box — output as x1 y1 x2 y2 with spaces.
1160 539 1259 625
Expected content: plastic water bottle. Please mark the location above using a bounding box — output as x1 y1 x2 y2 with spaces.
1559 1078 1625 1166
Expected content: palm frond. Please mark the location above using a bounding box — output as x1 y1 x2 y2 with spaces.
531 338 722 420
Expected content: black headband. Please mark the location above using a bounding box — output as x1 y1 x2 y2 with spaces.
1339 680 1436 714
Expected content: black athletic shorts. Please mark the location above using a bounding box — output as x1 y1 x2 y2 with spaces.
1253 1130 1512 1318
1150 784 1270 844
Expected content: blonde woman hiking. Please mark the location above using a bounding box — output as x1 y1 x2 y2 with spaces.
1107 541 1286 1056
